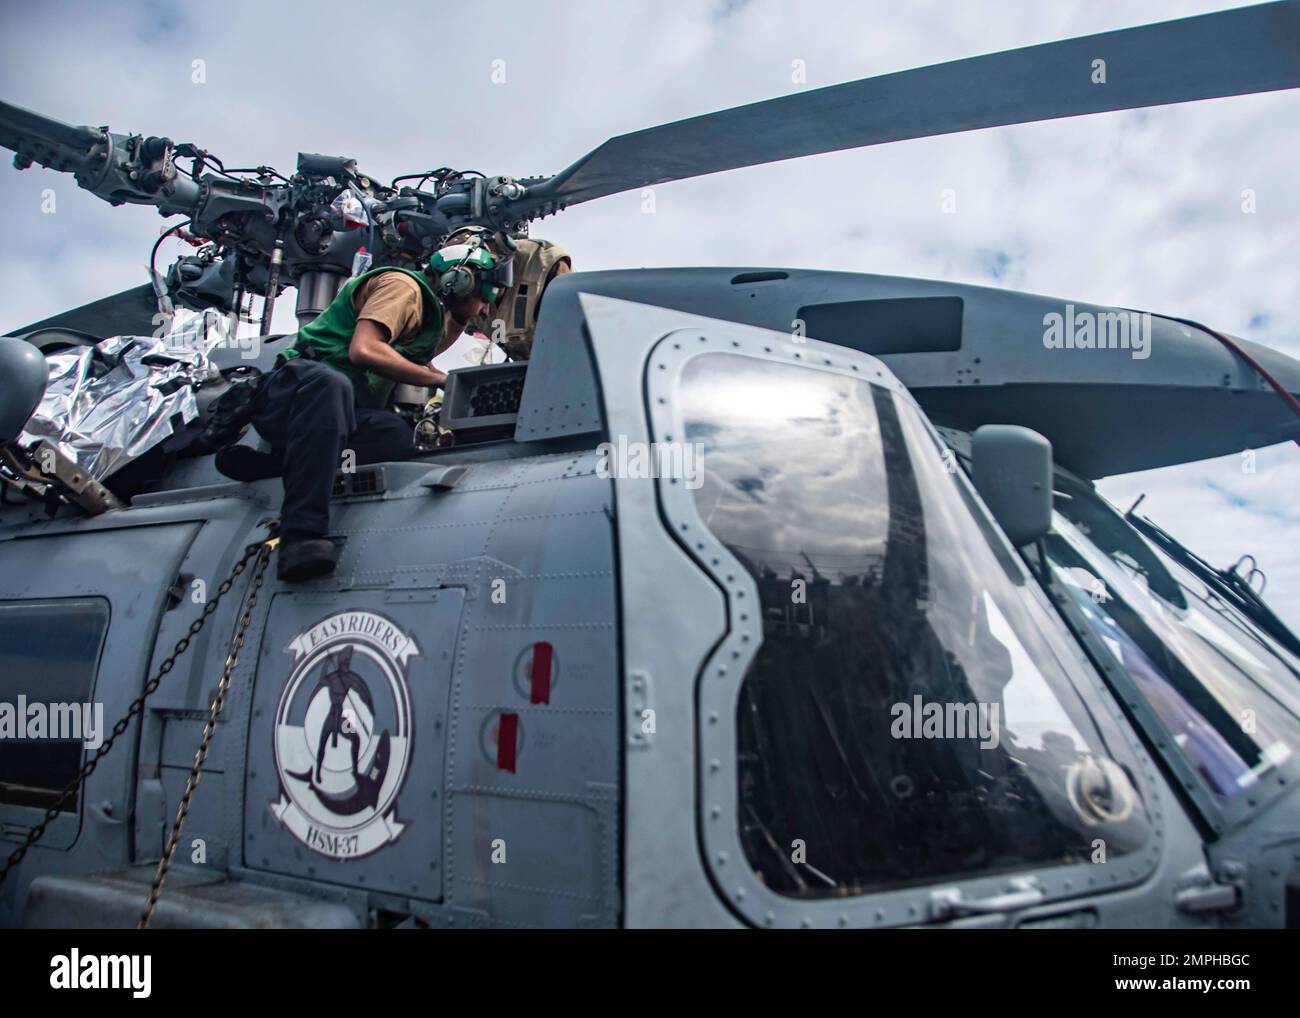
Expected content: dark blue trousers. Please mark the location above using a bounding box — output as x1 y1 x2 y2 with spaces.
251 359 412 541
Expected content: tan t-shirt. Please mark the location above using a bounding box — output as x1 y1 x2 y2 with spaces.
352 272 427 344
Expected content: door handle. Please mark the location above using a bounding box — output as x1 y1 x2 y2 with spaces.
89 800 127 826
929 877 1045 920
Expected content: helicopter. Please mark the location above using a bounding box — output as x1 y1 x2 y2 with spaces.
0 1 1299 930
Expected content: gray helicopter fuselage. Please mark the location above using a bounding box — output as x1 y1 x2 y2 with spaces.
2 271 1299 929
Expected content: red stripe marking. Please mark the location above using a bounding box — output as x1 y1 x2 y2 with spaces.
497 712 518 772
530 641 553 705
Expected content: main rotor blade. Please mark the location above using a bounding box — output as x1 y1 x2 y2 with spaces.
0 100 102 170
523 1 1300 211
4 285 159 341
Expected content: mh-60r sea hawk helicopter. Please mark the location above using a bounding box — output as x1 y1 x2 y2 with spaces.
1 2 1300 929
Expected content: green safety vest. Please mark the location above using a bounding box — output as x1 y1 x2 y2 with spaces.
286 266 445 409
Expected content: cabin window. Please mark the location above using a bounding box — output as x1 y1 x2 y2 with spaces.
0 598 110 812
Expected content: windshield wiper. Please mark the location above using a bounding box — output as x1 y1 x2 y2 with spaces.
1124 507 1300 660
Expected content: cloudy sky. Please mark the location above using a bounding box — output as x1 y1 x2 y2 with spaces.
1 0 1297 626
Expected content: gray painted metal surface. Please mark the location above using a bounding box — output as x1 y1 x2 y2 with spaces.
1 449 619 928
1 292 1297 928
522 268 1300 478
580 294 1231 928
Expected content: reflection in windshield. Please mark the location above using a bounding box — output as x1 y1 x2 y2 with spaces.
678 355 1150 898
1045 481 1300 800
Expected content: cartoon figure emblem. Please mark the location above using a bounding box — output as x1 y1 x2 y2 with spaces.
270 610 419 859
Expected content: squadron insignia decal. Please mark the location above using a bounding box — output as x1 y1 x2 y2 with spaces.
270 610 419 859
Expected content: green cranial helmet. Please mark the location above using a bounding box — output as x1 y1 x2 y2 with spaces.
427 234 514 304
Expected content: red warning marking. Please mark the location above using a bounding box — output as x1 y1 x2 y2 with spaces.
497 712 519 772
530 641 553 705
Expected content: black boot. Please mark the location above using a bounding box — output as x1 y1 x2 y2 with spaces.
278 536 338 582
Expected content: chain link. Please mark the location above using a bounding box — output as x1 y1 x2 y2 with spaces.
0 531 275 885
139 538 275 928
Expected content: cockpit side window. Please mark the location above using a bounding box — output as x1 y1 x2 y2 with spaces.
677 354 1151 898
1045 488 1300 803
1053 476 1185 608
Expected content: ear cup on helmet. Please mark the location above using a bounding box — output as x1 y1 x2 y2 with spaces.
438 266 477 299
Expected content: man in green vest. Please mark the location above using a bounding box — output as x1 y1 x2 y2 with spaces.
216 237 513 581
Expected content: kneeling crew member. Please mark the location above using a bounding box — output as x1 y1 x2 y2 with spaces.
217 240 512 581
487 237 571 361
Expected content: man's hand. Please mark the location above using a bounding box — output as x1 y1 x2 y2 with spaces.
349 319 446 389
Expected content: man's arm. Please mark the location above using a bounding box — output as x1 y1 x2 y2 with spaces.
349 319 448 388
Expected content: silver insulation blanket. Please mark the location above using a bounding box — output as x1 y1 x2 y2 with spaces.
20 311 224 479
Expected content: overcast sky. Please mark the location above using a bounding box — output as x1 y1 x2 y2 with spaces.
1 0 1297 626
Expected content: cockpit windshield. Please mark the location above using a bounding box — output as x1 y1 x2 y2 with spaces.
1042 477 1300 800
677 355 1151 898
